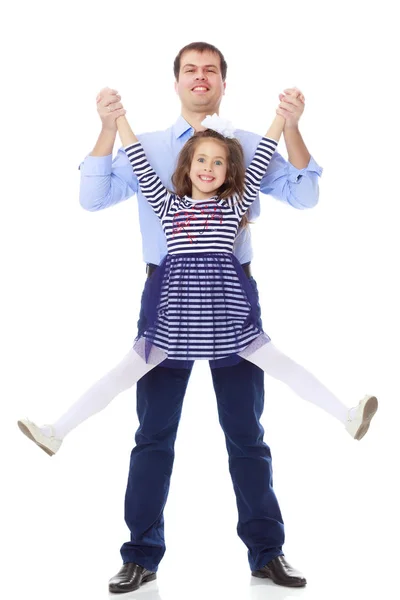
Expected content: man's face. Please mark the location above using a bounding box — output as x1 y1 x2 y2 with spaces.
175 50 226 113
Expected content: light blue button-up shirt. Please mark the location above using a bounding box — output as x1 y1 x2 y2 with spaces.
79 116 323 265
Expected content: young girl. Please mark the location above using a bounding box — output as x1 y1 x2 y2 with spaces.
17 111 378 456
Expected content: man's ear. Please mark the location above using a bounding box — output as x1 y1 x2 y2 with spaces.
174 80 178 94
223 81 226 95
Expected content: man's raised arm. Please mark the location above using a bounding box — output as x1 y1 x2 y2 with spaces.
79 88 137 211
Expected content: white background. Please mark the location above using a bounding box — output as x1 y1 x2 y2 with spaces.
1 1 399 599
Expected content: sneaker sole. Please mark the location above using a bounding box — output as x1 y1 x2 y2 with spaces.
354 396 378 441
17 420 56 456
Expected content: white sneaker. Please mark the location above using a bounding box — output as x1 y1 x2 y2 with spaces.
17 418 62 456
346 395 378 441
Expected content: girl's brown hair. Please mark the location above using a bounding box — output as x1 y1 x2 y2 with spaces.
172 130 251 228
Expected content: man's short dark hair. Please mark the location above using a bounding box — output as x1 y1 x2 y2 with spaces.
174 42 228 82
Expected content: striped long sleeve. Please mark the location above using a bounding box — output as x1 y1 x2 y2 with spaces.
234 137 278 218
124 142 177 219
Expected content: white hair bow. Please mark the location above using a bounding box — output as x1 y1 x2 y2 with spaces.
201 113 236 138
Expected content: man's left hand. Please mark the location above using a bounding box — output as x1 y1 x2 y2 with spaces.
276 87 305 129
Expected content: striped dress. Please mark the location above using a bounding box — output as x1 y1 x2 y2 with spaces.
124 137 278 363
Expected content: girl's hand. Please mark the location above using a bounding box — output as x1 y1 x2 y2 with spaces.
96 87 126 131
276 87 305 129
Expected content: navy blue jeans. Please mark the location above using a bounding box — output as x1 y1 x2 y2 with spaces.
120 276 285 572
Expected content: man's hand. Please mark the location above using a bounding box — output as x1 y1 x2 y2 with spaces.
276 87 305 129
96 87 126 131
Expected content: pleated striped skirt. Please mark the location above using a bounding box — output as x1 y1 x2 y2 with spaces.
135 252 270 363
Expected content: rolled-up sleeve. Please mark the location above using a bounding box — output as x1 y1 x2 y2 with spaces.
260 152 323 209
79 148 138 211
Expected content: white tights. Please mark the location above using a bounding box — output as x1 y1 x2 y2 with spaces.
239 342 349 424
51 348 165 439
49 342 349 440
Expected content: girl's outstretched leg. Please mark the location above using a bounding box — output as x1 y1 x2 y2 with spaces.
239 342 377 440
17 346 167 455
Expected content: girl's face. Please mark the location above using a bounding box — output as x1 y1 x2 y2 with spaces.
189 139 228 200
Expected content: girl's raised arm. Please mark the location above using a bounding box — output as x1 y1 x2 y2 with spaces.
115 116 175 220
264 114 286 143
235 114 286 218
116 115 138 147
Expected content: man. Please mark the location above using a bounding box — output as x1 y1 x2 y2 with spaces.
79 42 322 593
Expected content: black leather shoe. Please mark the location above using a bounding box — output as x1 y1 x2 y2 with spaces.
109 562 157 594
252 555 307 587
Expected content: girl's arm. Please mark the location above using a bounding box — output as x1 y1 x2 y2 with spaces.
236 115 285 217
115 116 174 219
116 115 138 147
264 114 286 143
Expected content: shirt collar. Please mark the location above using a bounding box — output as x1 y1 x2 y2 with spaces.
173 115 194 139
182 195 219 206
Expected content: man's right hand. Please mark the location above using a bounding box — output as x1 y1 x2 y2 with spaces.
96 87 126 131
